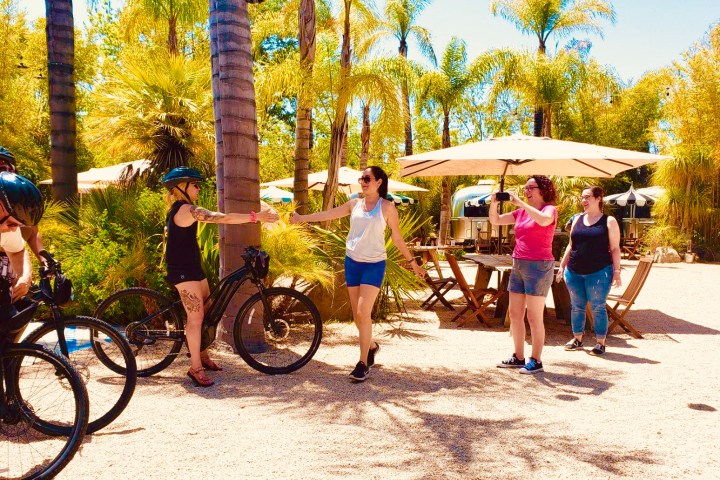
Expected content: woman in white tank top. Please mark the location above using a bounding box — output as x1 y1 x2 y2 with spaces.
291 166 424 382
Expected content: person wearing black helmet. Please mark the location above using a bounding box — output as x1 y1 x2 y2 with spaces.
162 166 279 387
0 146 50 265
0 171 44 323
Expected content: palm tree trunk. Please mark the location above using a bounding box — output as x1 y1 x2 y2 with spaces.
210 0 262 345
399 39 413 156
209 1 226 271
322 0 351 211
45 0 77 202
439 109 451 244
359 103 370 170
168 14 179 55
293 0 316 215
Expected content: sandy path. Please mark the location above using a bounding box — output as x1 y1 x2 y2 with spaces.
57 259 720 479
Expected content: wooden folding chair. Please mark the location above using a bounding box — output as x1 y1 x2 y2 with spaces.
420 274 457 311
606 256 653 338
621 237 641 260
445 255 503 327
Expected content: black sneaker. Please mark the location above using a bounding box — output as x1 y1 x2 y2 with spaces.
590 344 606 356
367 342 380 368
497 353 525 368
519 357 544 374
564 338 583 351
349 361 370 381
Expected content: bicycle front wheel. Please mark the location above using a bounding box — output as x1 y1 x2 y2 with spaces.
234 287 322 375
22 316 137 434
1 343 89 480
94 288 184 377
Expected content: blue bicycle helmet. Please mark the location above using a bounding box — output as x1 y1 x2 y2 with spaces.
161 167 204 189
0 171 44 226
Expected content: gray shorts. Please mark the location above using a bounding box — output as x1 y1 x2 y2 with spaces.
508 258 555 297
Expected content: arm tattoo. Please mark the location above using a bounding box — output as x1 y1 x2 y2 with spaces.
179 289 203 314
189 206 224 223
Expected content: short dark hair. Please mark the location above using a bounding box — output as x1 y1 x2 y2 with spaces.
588 185 605 212
367 166 389 199
531 175 557 203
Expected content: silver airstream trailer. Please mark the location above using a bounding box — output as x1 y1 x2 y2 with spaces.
450 180 496 243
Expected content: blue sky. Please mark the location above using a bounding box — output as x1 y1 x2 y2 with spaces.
24 0 720 82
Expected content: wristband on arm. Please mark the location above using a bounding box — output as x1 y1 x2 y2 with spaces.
250 211 257 223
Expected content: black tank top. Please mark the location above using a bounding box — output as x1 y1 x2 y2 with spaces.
568 213 613 274
165 201 201 271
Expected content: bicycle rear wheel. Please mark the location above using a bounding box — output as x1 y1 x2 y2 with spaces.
22 316 137 434
94 288 184 377
234 287 322 375
1 343 89 480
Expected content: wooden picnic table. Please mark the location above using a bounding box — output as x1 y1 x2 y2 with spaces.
409 244 466 278
464 253 571 324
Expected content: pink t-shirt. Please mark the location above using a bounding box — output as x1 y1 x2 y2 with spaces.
511 205 557 261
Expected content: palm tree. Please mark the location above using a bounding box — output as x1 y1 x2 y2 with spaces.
417 38 485 244
87 54 214 181
127 0 207 55
45 0 78 201
359 0 436 155
294 0 316 215
209 0 264 343
490 0 615 136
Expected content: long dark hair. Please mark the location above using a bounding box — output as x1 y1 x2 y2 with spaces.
531 175 557 203
367 166 389 199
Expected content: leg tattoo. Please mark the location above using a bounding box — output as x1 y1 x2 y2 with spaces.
179 289 203 314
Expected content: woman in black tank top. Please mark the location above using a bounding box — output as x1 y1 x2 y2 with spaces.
557 186 622 356
162 167 279 387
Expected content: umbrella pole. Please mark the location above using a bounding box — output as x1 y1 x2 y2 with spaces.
497 169 508 254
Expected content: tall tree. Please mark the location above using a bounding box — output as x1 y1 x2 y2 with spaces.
293 0 315 214
490 0 615 137
321 0 351 211
360 0 435 155
45 0 78 201
209 0 263 343
417 38 491 244
129 0 207 55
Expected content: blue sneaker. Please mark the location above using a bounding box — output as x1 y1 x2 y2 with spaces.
519 357 544 374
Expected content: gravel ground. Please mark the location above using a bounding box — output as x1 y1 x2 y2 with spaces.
58 259 720 480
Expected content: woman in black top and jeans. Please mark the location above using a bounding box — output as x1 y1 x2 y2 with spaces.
162 167 278 387
557 186 622 356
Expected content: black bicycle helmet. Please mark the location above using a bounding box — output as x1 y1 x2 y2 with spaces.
0 172 45 226
0 146 16 171
161 167 204 189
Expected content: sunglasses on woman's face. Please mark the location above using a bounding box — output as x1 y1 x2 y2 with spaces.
0 214 23 228
189 182 201 189
358 176 374 184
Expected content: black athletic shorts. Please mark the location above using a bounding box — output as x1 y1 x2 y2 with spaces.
165 266 206 286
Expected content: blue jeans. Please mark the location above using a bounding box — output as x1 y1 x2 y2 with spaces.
563 264 613 338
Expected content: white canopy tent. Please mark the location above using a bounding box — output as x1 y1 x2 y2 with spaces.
262 166 428 194
39 160 152 192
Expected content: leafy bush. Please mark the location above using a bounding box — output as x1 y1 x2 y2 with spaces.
643 224 687 252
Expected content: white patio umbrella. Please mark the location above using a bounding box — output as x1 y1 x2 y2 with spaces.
604 184 658 219
39 159 152 190
398 133 671 180
261 166 428 194
398 133 671 248
260 185 294 203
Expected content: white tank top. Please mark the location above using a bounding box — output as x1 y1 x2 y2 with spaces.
346 198 387 262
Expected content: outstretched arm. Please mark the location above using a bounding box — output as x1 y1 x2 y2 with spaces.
289 200 354 224
174 204 279 227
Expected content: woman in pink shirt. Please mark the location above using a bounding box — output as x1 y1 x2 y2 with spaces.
489 175 557 374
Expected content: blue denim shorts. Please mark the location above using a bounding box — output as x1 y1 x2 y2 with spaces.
344 256 386 288
508 258 555 297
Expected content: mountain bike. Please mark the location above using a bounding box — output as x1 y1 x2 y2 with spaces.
21 255 137 434
1 301 89 480
94 247 322 377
